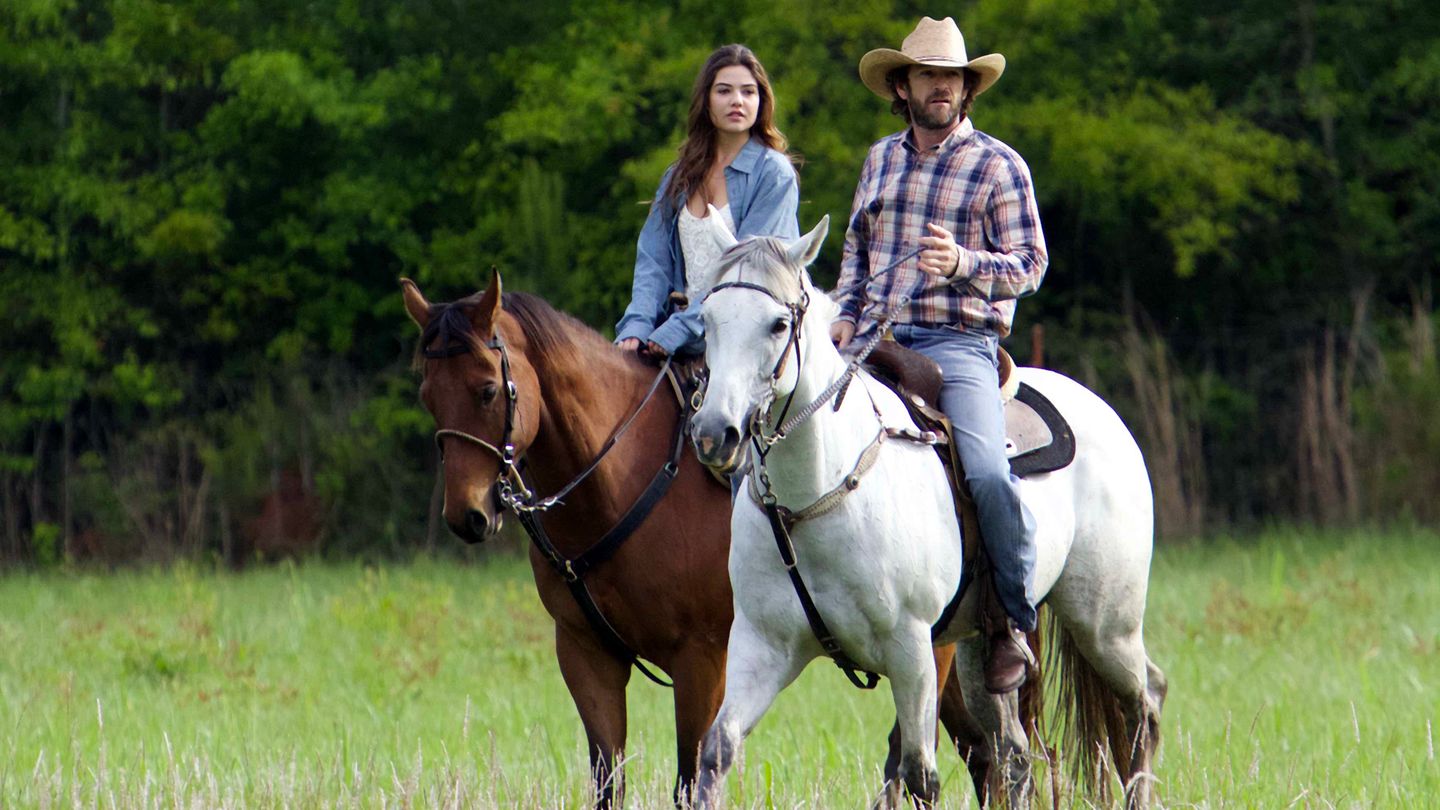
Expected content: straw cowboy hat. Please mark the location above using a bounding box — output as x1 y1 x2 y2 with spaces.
858 16 1006 100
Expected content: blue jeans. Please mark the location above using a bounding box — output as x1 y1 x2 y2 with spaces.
890 324 1038 632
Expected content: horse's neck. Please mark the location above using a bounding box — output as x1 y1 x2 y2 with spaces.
761 335 878 506
526 349 661 531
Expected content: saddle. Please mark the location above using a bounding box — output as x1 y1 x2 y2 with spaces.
860 340 1076 478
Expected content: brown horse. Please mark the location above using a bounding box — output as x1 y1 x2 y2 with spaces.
401 272 1031 808
402 272 732 806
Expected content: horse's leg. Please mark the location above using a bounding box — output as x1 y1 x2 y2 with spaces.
556 628 633 810
1056 609 1165 809
669 644 727 808
1101 636 1163 809
695 616 804 810
1133 655 1169 805
937 652 995 806
876 644 959 810
1112 651 1165 809
885 627 944 807
953 634 1031 808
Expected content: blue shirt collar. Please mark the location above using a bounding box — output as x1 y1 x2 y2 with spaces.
726 137 766 175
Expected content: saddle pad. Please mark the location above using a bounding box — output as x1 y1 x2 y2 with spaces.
1006 382 1075 477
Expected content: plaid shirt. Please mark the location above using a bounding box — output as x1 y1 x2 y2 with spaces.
837 118 1047 337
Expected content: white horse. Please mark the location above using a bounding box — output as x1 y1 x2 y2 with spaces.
689 215 1167 809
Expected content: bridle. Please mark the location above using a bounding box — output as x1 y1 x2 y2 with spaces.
704 241 923 451
427 333 528 506
428 330 674 515
704 279 810 441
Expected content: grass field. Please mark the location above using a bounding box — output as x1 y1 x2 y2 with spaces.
2 528 1436 808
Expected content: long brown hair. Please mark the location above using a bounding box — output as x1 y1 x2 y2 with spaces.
662 44 792 209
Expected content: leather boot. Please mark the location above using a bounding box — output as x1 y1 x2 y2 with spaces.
984 620 1035 694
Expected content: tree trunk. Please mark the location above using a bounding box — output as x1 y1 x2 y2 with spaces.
219 500 235 567
2 472 21 561
29 429 48 539
426 457 445 554
62 410 73 560
1029 323 1046 369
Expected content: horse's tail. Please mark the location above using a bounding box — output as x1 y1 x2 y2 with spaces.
1018 616 1045 745
1039 608 1126 806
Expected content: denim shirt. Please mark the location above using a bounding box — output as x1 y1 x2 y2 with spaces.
615 138 799 356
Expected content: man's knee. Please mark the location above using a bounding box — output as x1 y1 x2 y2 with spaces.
965 466 1014 498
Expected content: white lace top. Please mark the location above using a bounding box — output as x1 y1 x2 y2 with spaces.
677 203 734 302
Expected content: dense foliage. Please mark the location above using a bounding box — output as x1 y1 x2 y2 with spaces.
3 0 1438 563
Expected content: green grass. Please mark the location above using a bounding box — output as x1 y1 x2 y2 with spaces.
1 529 1436 808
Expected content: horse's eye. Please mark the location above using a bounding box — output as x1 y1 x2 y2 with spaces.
480 383 499 404
770 318 789 336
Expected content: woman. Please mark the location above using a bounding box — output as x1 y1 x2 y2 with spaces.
615 44 800 358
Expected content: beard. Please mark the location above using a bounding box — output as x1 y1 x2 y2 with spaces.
908 92 961 130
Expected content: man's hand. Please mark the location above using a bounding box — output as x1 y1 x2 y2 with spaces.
830 320 856 349
918 222 964 278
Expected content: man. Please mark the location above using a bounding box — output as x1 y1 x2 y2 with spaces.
834 17 1048 693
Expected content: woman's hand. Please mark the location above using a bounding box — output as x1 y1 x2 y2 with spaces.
618 337 668 360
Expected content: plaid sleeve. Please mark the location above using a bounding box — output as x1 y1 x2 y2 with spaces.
837 148 878 322
955 155 1048 302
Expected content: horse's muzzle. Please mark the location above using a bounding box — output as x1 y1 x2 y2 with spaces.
446 488 505 544
692 419 743 473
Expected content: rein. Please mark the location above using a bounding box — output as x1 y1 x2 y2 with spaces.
830 244 923 302
429 333 682 688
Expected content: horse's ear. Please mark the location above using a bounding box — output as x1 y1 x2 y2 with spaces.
473 267 503 334
399 278 430 328
707 204 739 251
786 215 830 268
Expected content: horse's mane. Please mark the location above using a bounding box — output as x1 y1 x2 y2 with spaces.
414 289 610 371
501 291 614 370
